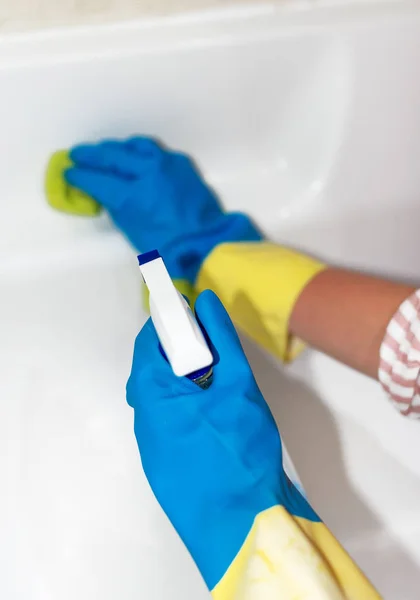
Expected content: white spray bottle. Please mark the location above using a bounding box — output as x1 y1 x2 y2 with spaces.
138 250 214 389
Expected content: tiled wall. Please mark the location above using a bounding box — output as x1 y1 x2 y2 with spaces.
0 0 270 33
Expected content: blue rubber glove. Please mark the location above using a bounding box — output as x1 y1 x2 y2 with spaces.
65 137 261 283
127 289 319 592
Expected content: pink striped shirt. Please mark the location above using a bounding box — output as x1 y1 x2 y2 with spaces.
379 290 420 418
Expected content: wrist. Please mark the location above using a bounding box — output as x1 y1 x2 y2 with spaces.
162 212 262 284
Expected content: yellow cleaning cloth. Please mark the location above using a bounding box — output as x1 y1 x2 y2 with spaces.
45 150 101 217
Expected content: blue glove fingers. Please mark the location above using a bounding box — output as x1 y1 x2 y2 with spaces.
127 317 198 410
194 290 248 380
126 136 164 158
70 140 163 178
129 317 165 375
127 291 245 413
65 167 129 210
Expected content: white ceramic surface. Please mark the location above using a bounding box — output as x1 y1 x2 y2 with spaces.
2 2 420 598
0 0 272 33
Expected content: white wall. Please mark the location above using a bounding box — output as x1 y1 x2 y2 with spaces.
0 0 273 33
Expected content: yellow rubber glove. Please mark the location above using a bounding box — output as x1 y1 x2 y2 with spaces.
196 242 326 362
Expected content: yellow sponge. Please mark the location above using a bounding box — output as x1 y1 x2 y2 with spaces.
45 150 101 216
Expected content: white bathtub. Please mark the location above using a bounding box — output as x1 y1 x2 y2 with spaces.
2 2 420 598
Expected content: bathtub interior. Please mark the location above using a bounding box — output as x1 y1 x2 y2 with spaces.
2 3 420 599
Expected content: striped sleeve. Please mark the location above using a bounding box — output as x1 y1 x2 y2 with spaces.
378 290 420 418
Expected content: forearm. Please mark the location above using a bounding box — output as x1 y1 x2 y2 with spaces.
289 268 416 379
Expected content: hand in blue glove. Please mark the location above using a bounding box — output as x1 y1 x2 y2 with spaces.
65 137 261 283
127 289 319 592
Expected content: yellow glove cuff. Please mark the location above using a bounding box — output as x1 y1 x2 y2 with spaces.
196 242 326 362
212 506 380 600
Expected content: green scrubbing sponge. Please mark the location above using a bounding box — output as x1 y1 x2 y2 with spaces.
45 150 101 217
